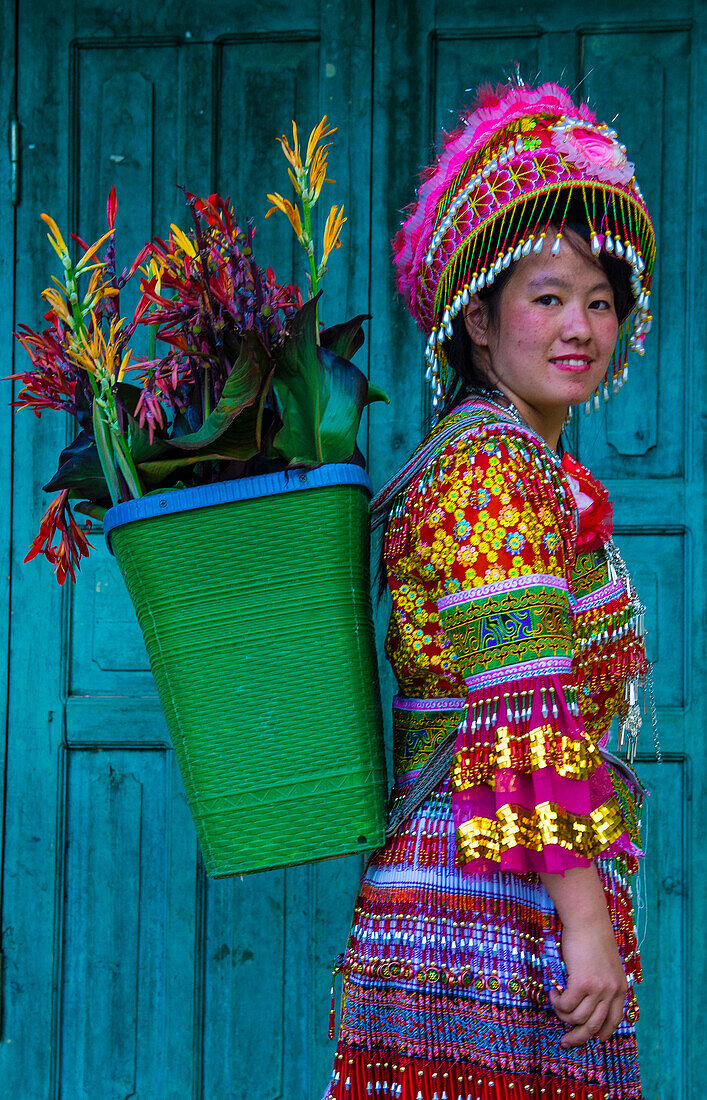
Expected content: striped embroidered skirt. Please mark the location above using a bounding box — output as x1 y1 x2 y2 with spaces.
323 770 642 1100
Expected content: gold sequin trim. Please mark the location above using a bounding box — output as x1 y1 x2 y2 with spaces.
456 796 627 863
450 723 600 791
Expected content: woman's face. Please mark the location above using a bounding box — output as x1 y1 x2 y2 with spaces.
464 229 620 443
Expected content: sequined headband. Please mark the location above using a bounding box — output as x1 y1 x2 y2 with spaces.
392 81 656 416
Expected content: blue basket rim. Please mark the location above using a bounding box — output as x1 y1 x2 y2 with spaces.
103 463 372 554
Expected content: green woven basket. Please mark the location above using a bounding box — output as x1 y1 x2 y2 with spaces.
103 464 387 876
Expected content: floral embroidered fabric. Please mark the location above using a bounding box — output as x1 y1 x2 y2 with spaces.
384 404 646 875
324 399 647 1100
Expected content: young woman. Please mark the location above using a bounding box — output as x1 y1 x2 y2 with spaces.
324 80 655 1100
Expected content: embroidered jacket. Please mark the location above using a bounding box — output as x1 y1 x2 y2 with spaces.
384 397 647 875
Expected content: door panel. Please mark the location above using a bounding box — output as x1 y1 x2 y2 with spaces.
7 3 372 1098
370 3 703 1098
578 26 691 476
6 1 704 1097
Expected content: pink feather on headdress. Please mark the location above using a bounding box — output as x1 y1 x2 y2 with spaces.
393 82 596 309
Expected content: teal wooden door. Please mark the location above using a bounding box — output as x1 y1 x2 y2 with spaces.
4 0 704 1097
5 3 372 1098
367 3 706 1099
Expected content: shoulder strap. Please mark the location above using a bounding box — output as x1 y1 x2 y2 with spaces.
385 731 457 838
371 401 496 531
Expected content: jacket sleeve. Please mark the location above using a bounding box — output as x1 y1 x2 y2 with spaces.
413 427 630 875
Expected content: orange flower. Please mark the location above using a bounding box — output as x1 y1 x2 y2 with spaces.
170 224 197 258
321 204 346 265
278 121 303 174
306 116 336 165
68 315 132 382
74 228 113 273
40 212 69 260
40 287 72 324
310 144 334 200
265 192 303 241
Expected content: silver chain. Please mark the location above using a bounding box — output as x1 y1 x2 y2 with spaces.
605 538 662 763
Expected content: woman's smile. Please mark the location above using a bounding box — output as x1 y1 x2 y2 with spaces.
550 355 593 371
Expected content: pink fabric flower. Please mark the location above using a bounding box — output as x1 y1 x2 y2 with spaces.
561 452 613 551
551 126 634 186
439 205 474 256
508 158 541 191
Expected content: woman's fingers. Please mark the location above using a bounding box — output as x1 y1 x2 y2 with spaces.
550 976 628 1048
560 1000 609 1049
538 866 630 1049
552 984 628 1049
596 992 627 1042
549 985 593 1022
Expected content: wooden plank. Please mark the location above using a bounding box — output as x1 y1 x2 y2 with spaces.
58 748 197 1097
683 11 707 1095
1 0 74 1088
633 756 689 1096
201 870 287 1098
577 26 691 479
0 0 17 1039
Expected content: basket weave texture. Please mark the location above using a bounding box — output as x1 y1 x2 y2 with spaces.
106 468 387 876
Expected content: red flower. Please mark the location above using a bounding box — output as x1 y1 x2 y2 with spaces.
561 452 613 551
10 323 78 417
106 186 117 231
25 489 93 584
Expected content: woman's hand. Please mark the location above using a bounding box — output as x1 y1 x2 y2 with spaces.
539 865 628 1048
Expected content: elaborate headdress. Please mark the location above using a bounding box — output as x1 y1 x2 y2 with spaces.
393 80 655 415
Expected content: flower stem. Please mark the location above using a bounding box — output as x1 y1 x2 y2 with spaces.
112 431 143 499
147 322 156 361
302 199 320 342
92 399 120 506
203 366 212 421
90 371 144 502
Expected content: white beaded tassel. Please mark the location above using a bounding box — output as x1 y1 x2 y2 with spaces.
424 211 652 420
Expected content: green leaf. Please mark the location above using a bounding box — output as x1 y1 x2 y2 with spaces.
113 438 143 499
73 499 108 521
115 382 144 418
43 430 110 497
126 412 170 465
137 453 221 482
367 380 390 405
167 330 271 451
319 314 370 361
137 405 260 482
143 482 186 496
272 297 387 464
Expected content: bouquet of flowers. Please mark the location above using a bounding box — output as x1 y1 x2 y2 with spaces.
12 116 387 583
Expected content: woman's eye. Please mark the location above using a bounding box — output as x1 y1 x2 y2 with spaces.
589 298 612 311
535 294 559 306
